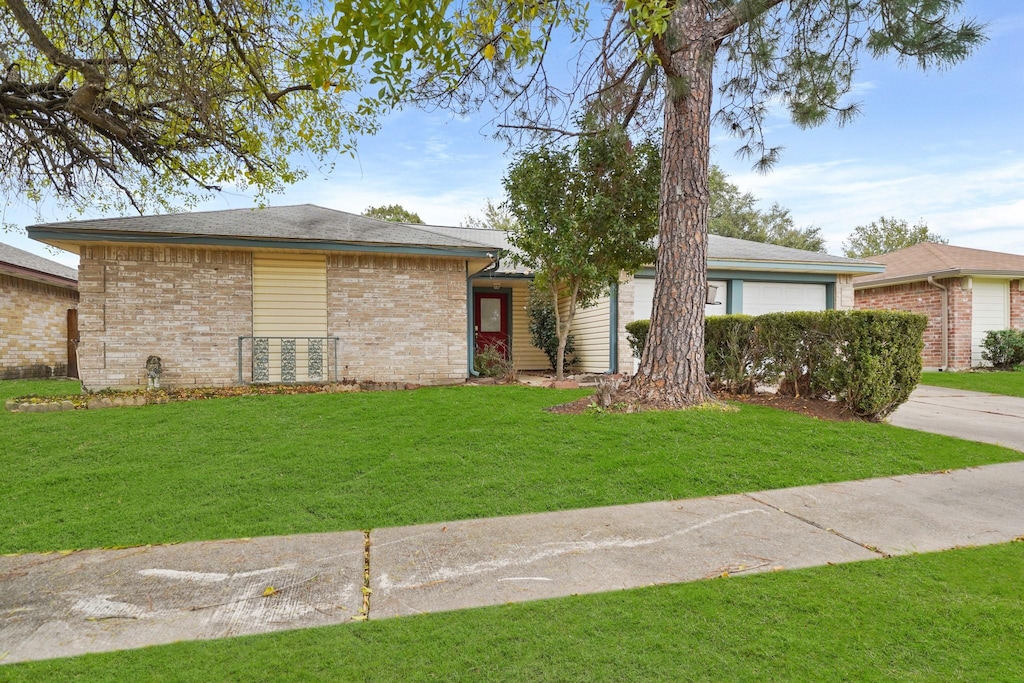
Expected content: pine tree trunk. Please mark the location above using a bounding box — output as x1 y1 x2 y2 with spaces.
627 5 717 408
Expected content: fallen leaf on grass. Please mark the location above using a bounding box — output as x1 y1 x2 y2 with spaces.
262 586 278 597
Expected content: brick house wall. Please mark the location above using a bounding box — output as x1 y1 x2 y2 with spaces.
78 246 253 389
74 246 494 388
854 277 973 370
1012 279 1024 330
0 273 78 379
327 253 469 384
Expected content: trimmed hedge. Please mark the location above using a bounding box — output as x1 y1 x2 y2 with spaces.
626 310 927 421
705 315 759 393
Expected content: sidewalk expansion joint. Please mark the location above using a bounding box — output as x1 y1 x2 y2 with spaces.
744 494 890 558
356 531 372 621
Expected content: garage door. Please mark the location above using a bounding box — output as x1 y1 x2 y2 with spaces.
632 278 727 322
971 278 1010 366
741 282 826 316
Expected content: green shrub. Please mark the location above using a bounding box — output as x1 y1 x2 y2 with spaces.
981 329 1024 370
705 315 759 393
474 341 516 381
625 319 649 359
815 310 927 420
526 285 576 372
626 308 925 420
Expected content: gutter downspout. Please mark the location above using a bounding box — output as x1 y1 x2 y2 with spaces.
927 276 949 371
467 254 501 377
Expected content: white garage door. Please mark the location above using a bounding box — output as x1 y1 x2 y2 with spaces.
742 282 826 316
971 278 1010 366
632 278 727 322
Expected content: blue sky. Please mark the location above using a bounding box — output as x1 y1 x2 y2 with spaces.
4 1 1023 269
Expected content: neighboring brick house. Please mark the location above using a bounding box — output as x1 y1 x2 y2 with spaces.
28 205 883 389
853 242 1024 370
0 241 79 379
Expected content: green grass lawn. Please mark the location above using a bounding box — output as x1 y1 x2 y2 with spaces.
2 379 1021 555
919 370 1024 398
5 542 1022 681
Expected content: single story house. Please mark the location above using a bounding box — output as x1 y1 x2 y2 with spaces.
0 241 79 379
853 242 1024 370
28 205 883 389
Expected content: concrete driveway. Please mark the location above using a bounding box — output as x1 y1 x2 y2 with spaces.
888 384 1024 452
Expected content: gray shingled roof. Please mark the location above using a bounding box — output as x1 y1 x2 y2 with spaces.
30 205 500 251
29 204 877 270
707 234 878 266
0 241 77 282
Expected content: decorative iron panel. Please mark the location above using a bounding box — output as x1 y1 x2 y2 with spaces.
308 338 324 381
281 339 297 382
253 337 270 383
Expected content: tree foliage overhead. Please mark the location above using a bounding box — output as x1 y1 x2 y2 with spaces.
709 166 826 253
363 204 424 223
0 0 374 214
462 198 517 231
327 0 984 407
842 216 948 258
503 125 660 379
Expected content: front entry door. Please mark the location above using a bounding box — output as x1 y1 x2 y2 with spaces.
474 291 510 357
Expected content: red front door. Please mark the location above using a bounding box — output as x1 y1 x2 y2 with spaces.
474 291 509 357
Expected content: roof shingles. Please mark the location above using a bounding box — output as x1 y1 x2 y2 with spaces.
854 242 1024 287
0 241 77 282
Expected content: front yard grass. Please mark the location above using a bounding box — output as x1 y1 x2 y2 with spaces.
919 369 1024 398
2 379 1021 555
6 542 1023 681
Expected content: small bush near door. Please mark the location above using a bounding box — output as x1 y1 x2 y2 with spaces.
526 285 576 373
981 329 1024 370
474 342 517 382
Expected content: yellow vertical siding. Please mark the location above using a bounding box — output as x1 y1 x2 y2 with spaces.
570 294 611 373
510 283 551 371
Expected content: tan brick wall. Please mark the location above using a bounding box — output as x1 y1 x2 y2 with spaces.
78 246 252 389
327 253 468 384
0 274 78 379
614 277 635 373
854 277 973 370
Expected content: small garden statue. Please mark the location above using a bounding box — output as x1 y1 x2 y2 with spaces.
145 355 163 390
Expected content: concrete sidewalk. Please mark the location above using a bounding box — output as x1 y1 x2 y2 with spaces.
889 385 1024 452
3 461 1024 665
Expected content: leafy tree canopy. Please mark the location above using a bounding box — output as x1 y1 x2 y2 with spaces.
709 166 826 253
504 125 660 378
842 216 948 258
462 198 517 231
0 0 375 215
363 204 424 223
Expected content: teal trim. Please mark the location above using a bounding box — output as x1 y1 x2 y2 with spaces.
608 282 619 373
466 266 479 377
727 280 743 315
825 283 835 310
28 229 497 259
636 267 656 279
708 270 837 284
709 259 883 274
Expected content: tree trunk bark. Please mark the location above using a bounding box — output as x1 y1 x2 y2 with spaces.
626 5 717 408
